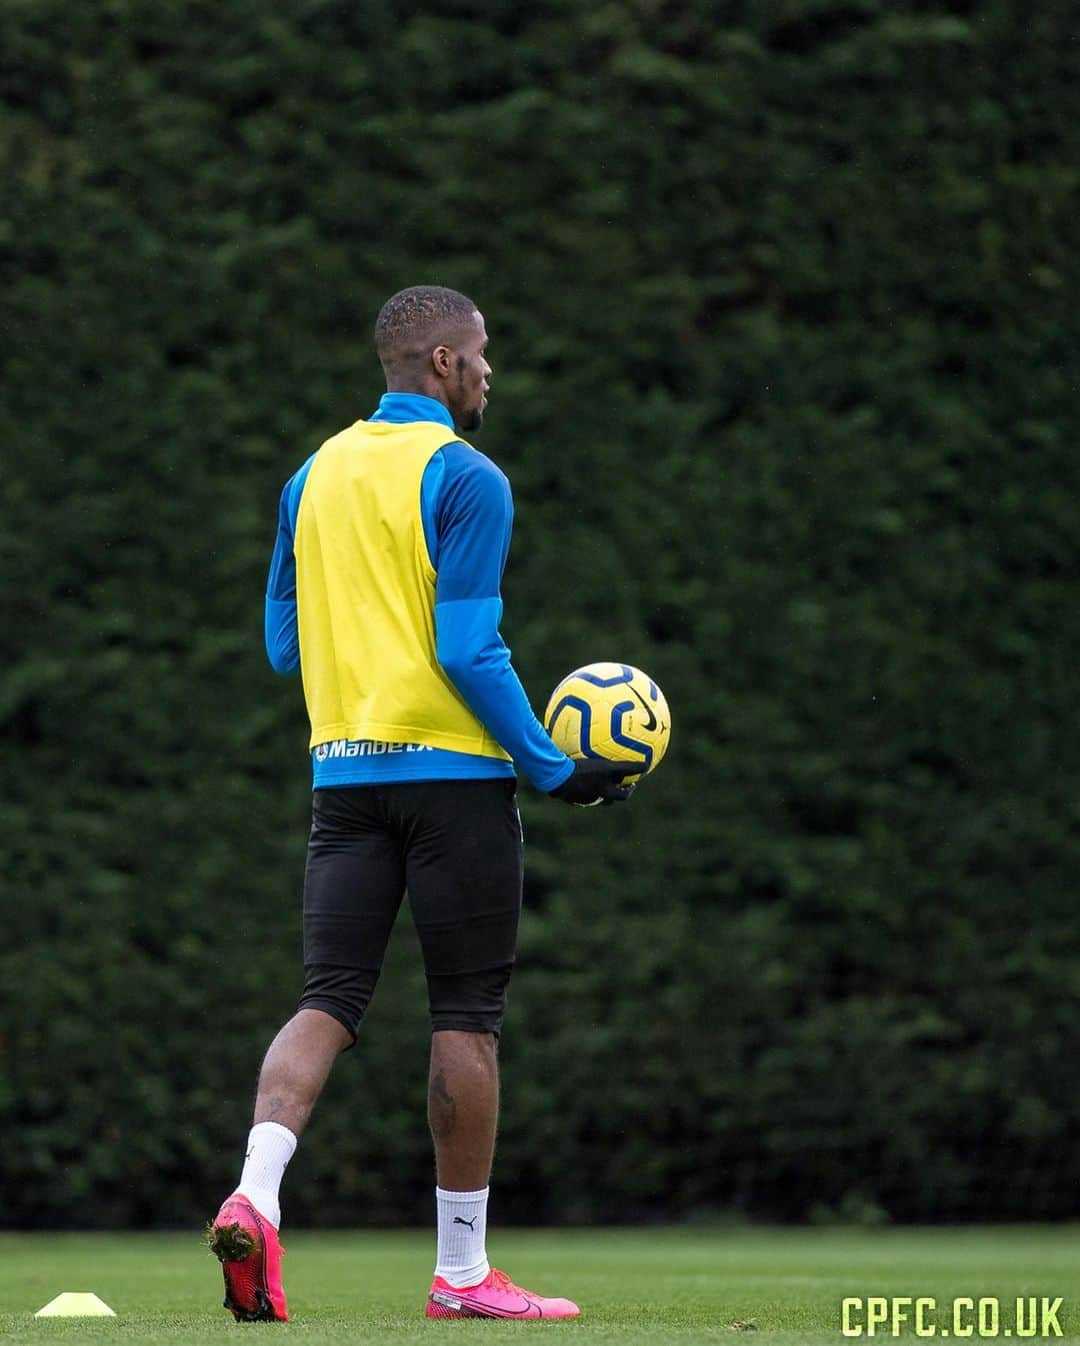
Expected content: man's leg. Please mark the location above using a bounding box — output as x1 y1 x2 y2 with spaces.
406 781 575 1317
253 1007 353 1135
230 1008 353 1230
428 1029 499 1190
227 785 405 1229
402 779 521 1295
209 785 404 1322
425 1030 503 1293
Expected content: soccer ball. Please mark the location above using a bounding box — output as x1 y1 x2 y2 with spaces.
544 663 671 784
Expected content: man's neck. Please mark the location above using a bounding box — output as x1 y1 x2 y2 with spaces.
385 381 450 411
375 389 457 430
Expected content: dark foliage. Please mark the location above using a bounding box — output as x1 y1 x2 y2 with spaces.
3 0 1078 1227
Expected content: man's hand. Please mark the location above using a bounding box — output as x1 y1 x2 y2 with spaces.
549 758 642 807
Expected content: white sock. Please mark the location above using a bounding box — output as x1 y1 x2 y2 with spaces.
434 1186 490 1288
236 1122 297 1230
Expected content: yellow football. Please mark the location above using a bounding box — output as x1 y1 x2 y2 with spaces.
544 662 671 784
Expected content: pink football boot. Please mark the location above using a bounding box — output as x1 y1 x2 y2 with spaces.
206 1192 288 1322
426 1266 580 1319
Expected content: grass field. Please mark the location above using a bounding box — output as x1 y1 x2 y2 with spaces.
1 1227 1077 1345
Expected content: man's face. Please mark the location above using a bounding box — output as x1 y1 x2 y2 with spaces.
448 310 491 432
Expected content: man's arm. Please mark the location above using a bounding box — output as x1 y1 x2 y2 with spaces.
431 445 574 793
264 470 307 675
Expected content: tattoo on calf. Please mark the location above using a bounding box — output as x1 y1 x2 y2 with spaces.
429 1069 458 1139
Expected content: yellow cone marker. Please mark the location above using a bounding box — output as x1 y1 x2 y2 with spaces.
35 1292 116 1317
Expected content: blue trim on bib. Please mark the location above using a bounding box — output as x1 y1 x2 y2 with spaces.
312 738 515 787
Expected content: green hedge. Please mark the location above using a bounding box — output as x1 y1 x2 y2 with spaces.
2 0 1078 1227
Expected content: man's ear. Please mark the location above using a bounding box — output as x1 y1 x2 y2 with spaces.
431 344 452 378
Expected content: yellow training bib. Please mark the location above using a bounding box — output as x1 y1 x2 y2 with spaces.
293 418 510 761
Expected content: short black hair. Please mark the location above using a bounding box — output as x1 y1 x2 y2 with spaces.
374 285 478 374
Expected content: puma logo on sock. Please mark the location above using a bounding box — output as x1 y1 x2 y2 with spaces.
453 1216 477 1230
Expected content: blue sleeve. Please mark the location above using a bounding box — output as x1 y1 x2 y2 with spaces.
430 445 574 793
264 458 314 675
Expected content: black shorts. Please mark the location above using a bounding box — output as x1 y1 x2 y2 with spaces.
298 777 523 1041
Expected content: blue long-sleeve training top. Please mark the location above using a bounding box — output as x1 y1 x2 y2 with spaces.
265 391 574 793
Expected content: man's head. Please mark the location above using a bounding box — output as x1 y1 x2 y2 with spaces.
374 285 491 432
